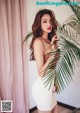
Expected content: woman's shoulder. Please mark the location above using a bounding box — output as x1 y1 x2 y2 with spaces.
33 37 43 46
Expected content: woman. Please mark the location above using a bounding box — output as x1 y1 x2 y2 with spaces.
30 9 59 113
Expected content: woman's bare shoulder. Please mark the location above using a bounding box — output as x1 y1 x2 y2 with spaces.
33 37 43 47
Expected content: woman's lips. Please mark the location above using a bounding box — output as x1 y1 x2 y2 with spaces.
47 27 52 30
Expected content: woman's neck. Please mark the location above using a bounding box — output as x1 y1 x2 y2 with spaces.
41 33 50 44
42 32 48 39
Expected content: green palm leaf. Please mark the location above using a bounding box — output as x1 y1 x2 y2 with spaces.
23 32 33 42
43 37 80 93
55 39 80 93
57 24 80 49
63 15 80 34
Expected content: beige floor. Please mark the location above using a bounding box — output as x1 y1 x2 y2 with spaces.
31 105 72 113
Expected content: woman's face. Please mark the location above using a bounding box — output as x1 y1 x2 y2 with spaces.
41 14 52 34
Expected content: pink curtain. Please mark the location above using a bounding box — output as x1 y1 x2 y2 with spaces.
0 0 29 113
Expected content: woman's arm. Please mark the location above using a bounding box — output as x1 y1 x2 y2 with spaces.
33 38 57 77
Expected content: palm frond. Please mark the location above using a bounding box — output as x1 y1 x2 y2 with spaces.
63 15 80 34
23 32 33 42
43 38 80 93
55 39 80 93
62 0 80 21
57 24 80 49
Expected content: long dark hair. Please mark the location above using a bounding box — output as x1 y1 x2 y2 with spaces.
30 9 58 60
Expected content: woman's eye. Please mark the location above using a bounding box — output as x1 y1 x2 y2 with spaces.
43 21 47 23
43 20 52 24
50 20 52 23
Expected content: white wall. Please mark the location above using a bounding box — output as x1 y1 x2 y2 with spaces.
26 0 80 109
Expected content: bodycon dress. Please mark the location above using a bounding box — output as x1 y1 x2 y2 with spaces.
32 69 57 111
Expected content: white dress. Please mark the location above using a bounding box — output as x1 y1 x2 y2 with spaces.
32 69 57 111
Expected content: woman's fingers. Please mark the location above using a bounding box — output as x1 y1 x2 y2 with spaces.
51 35 59 44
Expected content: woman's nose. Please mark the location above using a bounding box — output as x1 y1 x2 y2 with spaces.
47 22 51 26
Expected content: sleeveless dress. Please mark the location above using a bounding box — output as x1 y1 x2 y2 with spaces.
32 38 57 111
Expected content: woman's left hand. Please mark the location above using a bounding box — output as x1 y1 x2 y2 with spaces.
50 35 59 50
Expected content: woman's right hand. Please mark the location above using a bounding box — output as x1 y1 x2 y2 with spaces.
50 35 59 51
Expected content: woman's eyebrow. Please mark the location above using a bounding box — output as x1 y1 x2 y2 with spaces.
42 19 47 21
42 18 51 21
